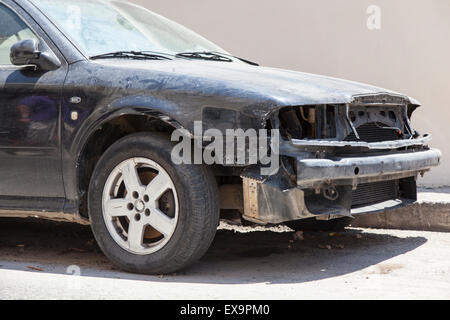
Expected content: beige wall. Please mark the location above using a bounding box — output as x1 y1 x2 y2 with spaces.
133 0 450 187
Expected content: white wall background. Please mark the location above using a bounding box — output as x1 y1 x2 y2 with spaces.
133 0 450 187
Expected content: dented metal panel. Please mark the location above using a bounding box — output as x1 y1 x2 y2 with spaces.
241 169 316 224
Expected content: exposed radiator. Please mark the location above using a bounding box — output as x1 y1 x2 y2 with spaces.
345 122 401 142
351 180 398 208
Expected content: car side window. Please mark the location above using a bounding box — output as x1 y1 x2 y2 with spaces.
0 3 39 65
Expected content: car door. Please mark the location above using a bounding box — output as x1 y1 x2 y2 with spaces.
0 1 67 207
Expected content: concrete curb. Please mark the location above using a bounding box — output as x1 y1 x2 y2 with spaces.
351 189 450 232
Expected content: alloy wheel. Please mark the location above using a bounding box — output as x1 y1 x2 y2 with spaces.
102 157 179 255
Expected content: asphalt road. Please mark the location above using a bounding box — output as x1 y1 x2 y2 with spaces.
0 217 449 299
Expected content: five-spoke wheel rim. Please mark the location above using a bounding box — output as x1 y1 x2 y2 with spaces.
102 157 179 255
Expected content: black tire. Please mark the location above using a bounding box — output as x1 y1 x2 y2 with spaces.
88 132 219 274
285 217 353 232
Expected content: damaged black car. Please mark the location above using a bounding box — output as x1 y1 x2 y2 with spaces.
0 0 441 274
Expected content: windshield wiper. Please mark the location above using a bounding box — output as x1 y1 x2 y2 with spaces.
176 51 259 65
175 51 233 62
90 51 172 61
210 51 259 66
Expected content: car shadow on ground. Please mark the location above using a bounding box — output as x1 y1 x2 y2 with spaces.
0 217 427 285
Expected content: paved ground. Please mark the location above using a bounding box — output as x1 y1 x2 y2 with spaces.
0 217 449 299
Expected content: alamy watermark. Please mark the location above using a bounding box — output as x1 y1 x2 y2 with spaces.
367 5 381 30
171 121 280 176
66 265 82 290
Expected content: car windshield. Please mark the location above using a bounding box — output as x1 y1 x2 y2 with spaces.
30 0 228 57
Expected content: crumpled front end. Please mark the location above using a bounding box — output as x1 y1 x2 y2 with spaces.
240 93 441 224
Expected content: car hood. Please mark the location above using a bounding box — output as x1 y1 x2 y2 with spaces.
97 59 417 107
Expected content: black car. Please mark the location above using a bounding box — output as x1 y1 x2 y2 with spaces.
0 0 440 274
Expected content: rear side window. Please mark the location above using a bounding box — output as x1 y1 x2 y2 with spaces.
0 4 38 65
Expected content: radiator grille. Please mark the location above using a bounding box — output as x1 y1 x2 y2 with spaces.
345 122 401 142
351 180 398 208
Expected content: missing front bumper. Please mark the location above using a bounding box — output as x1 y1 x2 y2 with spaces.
241 148 441 224
296 148 441 188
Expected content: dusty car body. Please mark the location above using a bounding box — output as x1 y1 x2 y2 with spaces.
0 0 440 273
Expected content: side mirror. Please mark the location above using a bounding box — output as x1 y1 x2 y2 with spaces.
10 39 61 71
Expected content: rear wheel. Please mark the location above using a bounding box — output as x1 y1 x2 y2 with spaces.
88 133 219 274
285 217 353 232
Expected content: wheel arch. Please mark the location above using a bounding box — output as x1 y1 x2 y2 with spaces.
73 107 188 218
